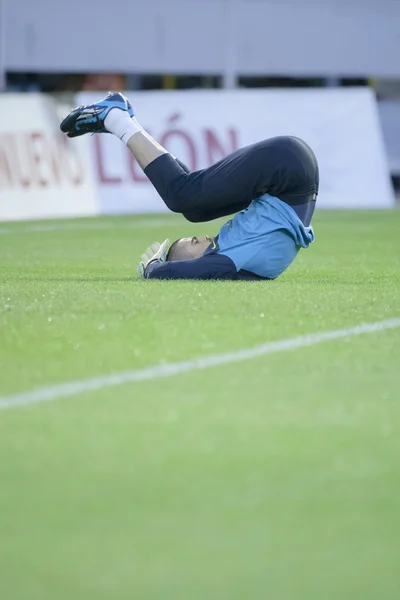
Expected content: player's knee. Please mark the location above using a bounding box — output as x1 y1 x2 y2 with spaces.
165 201 182 214
162 191 189 214
182 211 205 223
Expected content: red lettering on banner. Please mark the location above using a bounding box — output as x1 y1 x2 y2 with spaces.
48 136 62 185
94 135 121 184
0 132 87 189
62 136 84 186
160 113 197 171
10 134 32 187
0 136 13 187
30 132 49 186
204 128 239 165
128 153 148 182
87 115 240 185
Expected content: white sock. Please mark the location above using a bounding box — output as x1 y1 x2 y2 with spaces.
104 108 143 145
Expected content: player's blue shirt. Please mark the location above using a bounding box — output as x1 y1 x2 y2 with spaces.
216 194 315 279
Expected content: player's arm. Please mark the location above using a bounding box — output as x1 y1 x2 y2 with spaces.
144 253 238 280
137 240 263 281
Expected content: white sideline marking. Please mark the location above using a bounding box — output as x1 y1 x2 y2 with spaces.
1 318 399 411
0 218 180 235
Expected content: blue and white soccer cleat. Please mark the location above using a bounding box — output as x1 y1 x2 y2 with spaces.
60 92 134 138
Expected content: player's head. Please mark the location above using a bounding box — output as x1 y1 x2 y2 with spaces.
167 236 213 261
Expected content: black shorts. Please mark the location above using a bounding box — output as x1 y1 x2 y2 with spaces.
145 135 319 226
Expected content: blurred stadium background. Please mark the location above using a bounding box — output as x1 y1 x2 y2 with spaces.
1 0 400 219
1 2 400 600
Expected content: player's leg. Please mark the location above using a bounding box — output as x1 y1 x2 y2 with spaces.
149 151 250 221
59 95 236 221
60 93 318 224
121 125 257 220
104 104 319 223
121 118 319 224
139 135 319 224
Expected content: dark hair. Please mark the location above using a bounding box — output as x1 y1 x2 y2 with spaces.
166 238 182 261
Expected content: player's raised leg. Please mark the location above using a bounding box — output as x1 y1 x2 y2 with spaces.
60 92 251 220
60 92 318 225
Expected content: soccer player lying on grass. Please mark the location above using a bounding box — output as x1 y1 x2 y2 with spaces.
60 93 319 281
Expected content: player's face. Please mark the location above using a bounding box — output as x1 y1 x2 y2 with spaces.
169 236 213 261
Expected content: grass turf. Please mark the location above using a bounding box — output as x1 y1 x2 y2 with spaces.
0 209 399 600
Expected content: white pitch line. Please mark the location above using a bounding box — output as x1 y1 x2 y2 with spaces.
0 217 181 235
0 317 399 411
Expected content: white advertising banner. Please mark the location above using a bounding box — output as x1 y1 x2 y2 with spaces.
77 87 394 214
0 94 98 221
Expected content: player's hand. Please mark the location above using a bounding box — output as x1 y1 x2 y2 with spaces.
137 239 169 279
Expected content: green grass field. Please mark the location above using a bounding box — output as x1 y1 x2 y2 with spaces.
1 209 400 600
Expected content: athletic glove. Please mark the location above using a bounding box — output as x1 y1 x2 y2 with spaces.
137 239 169 279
